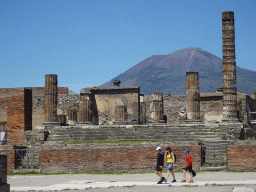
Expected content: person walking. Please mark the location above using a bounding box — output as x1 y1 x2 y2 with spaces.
181 149 193 183
155 146 165 184
164 147 176 183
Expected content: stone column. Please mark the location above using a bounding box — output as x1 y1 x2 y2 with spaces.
222 11 238 122
67 108 77 125
43 74 59 126
186 72 200 120
0 155 10 192
114 105 128 124
149 92 164 122
77 88 94 125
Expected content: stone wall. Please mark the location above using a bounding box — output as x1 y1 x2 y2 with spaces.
39 143 201 173
227 141 256 170
0 88 26 144
94 87 140 125
0 155 10 192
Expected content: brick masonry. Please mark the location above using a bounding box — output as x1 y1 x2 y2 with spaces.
0 88 26 145
0 147 15 173
0 155 10 192
227 142 256 170
39 143 201 173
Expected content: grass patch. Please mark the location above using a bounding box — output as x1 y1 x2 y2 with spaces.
183 185 198 187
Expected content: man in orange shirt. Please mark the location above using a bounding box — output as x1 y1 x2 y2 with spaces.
180 149 193 183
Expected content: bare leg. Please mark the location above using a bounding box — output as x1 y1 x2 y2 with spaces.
171 171 176 180
166 170 170 179
183 170 186 180
155 171 162 180
189 172 193 181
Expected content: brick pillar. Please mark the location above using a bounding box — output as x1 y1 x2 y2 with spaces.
0 155 10 192
78 88 94 125
149 92 164 122
115 105 128 124
222 11 238 122
186 72 200 120
43 74 59 127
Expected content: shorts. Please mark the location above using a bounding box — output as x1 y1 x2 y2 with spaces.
184 166 192 172
155 165 163 172
167 163 174 171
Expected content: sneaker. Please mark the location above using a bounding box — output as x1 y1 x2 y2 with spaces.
188 180 193 183
171 180 177 183
161 177 165 182
164 178 167 182
157 180 163 184
180 179 186 183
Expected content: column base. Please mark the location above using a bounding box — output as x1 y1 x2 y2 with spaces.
113 121 128 125
0 183 10 192
43 122 60 128
77 122 94 126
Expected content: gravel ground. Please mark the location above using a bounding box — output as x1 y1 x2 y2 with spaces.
8 171 256 192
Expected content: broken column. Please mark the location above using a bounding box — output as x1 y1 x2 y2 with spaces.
77 88 94 125
140 94 146 124
43 74 59 126
186 71 200 120
114 105 128 124
149 92 164 123
222 11 238 122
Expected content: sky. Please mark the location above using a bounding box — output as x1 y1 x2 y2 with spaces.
1 0 255 94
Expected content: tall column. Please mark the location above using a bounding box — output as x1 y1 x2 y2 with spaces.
140 94 146 124
149 92 164 122
43 74 59 126
0 155 10 192
78 88 94 125
222 11 238 122
186 72 200 120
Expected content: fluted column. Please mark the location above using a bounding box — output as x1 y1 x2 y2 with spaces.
115 105 128 123
222 11 238 122
186 72 200 120
149 92 164 122
78 88 94 125
43 74 59 126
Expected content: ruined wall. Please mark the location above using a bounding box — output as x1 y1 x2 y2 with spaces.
0 88 26 144
0 146 15 172
227 141 256 170
94 87 140 125
39 143 201 173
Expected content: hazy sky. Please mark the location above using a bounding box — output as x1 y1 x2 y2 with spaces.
1 0 255 93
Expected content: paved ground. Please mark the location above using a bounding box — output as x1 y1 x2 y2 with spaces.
9 171 256 192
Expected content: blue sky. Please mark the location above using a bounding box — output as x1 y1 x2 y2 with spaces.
1 0 255 93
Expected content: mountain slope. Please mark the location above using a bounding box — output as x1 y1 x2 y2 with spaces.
101 47 256 95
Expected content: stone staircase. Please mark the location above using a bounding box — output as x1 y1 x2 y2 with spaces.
46 125 223 143
200 140 233 170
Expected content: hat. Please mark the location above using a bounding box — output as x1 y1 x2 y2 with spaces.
184 149 190 152
156 146 161 150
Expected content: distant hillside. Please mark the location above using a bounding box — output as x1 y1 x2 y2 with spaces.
101 47 256 95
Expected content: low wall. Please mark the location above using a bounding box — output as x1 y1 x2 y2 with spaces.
227 141 256 170
39 142 201 173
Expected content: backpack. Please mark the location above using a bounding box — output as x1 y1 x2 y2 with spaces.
192 170 196 177
173 154 177 163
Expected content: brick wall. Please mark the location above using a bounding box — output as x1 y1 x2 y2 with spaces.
0 148 15 173
39 143 201 173
227 143 256 170
0 88 26 145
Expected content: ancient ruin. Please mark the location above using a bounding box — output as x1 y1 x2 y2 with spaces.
1 11 256 174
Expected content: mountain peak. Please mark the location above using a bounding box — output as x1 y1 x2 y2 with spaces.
101 48 256 95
